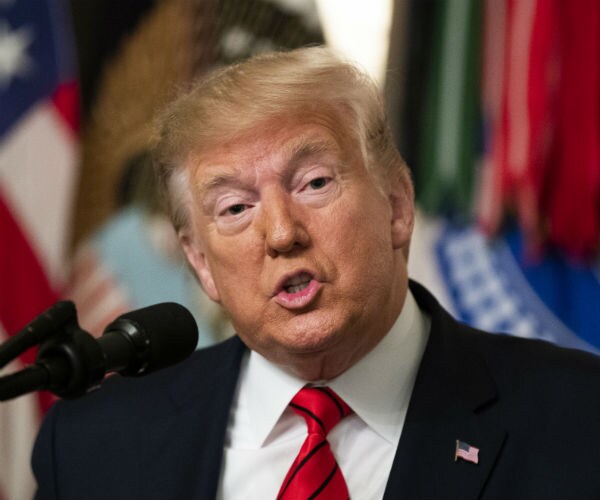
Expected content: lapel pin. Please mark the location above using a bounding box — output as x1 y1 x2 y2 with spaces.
455 439 479 464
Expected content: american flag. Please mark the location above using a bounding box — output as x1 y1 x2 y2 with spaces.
0 0 78 498
455 439 479 465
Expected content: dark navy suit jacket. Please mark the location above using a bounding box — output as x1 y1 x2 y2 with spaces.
32 282 600 499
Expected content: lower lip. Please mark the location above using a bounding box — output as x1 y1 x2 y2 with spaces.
274 279 322 309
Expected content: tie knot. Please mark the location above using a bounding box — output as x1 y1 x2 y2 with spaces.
290 387 352 436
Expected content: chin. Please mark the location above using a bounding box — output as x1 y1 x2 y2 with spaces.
274 317 348 355
238 306 357 358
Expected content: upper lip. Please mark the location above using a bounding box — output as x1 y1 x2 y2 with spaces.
272 269 317 296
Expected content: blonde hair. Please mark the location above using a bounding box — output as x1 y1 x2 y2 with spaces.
153 45 408 231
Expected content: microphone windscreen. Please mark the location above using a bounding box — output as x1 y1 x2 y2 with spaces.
108 302 199 374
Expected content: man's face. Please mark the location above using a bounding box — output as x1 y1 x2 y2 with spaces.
181 114 413 379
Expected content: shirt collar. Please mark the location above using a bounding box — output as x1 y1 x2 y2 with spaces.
330 290 430 443
240 289 430 447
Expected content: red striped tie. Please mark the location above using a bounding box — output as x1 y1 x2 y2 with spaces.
277 387 352 500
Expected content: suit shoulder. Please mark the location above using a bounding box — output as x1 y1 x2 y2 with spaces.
412 278 600 381
458 325 600 408
465 325 600 372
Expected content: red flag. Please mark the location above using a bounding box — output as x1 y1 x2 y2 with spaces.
0 1 78 498
546 0 600 258
479 0 600 259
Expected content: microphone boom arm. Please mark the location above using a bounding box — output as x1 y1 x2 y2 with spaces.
0 301 198 402
0 327 106 401
0 301 78 370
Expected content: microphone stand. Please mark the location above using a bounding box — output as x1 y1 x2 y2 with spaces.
0 301 77 369
0 302 105 402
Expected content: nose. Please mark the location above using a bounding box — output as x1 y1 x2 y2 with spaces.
258 189 310 257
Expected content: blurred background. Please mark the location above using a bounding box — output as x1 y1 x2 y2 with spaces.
1 0 598 498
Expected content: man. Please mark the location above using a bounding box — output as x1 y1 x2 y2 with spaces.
32 47 600 499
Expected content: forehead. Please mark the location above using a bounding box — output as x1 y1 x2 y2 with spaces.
187 115 356 187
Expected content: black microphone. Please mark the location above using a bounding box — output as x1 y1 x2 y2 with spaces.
98 302 199 377
0 303 198 401
0 301 77 369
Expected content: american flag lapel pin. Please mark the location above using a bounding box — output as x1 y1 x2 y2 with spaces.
454 439 479 464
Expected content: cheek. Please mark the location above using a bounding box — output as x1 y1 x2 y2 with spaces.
324 198 394 286
204 234 264 299
329 194 392 252
339 233 392 285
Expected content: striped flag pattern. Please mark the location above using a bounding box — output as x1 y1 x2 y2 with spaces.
477 0 600 258
0 1 78 498
455 440 479 464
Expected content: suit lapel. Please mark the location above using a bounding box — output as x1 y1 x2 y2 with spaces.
139 336 246 499
384 282 507 499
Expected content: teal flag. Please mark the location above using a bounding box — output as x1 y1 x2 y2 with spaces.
418 0 482 217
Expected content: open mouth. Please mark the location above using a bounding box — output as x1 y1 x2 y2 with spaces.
283 272 313 294
274 270 322 309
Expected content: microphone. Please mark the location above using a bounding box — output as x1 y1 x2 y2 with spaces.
95 302 199 377
0 301 77 369
0 303 198 401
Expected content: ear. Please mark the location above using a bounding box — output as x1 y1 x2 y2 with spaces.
389 169 415 251
179 230 221 302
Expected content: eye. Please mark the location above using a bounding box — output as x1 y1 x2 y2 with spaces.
307 177 330 190
225 203 247 215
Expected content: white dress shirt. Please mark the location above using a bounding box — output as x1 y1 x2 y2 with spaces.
217 290 430 500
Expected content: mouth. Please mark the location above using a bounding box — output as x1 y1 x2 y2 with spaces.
273 270 322 309
282 272 313 294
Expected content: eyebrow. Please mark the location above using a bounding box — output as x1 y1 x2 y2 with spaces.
287 139 336 167
195 137 340 201
198 171 242 193
194 169 247 209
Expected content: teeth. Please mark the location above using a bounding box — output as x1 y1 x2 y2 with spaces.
286 282 309 294
286 272 311 286
284 272 312 293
